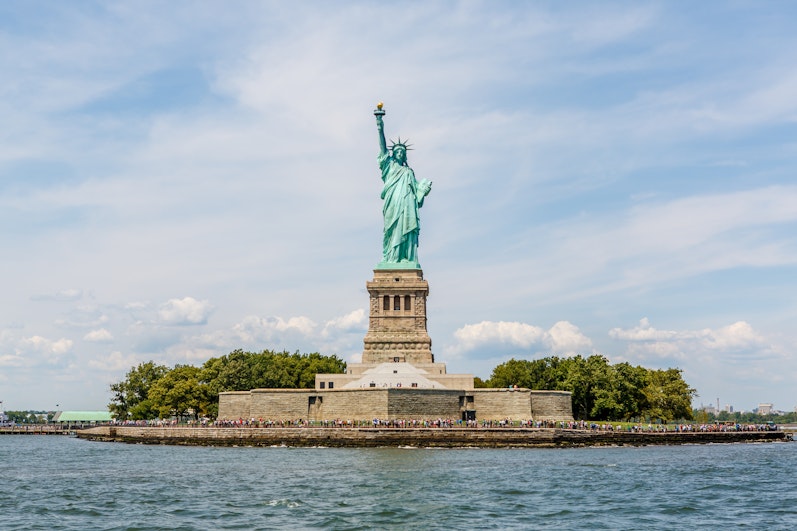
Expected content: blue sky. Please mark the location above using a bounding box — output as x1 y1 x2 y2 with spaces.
1 1 796 413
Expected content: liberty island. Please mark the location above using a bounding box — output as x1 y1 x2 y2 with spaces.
76 105 789 447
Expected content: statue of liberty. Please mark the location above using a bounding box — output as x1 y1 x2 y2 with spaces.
374 103 432 269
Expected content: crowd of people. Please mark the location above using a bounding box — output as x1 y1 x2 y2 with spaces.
108 417 781 432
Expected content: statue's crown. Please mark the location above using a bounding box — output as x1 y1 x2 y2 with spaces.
389 137 413 152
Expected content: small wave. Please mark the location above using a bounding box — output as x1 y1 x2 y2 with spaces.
539 509 574 517
264 498 302 508
660 505 698 514
497 488 526 496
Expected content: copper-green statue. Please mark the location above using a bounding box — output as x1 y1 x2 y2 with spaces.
374 103 432 269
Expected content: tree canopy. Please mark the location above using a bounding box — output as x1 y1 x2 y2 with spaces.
108 348 695 423
108 349 346 420
487 355 695 422
108 361 170 420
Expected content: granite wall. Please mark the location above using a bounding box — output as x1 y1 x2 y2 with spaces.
218 387 573 421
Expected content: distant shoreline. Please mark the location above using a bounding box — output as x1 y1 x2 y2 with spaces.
76 426 791 448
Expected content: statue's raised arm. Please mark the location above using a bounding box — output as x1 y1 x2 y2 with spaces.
373 103 432 270
375 101 387 156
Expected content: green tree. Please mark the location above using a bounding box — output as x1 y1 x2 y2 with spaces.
487 356 573 391
295 352 347 388
110 349 346 421
591 362 648 421
201 349 346 394
5 411 48 423
147 365 211 420
201 349 257 395
642 368 695 422
487 358 536 388
485 354 695 421
108 361 169 420
473 376 490 388
561 355 613 420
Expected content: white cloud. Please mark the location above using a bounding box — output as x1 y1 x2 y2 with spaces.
547 321 594 353
323 309 367 334
609 317 678 341
624 340 685 361
232 315 318 342
152 309 368 365
83 328 114 342
0 331 28 367
19 335 73 356
87 351 138 372
610 318 775 363
447 320 592 358
6 335 75 366
699 321 765 351
131 308 367 366
451 321 546 352
157 297 213 326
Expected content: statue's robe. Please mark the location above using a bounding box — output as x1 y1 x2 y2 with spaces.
378 152 424 264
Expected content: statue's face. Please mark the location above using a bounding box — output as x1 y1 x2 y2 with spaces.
393 147 406 164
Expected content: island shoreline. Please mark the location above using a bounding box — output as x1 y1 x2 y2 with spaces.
76 426 791 448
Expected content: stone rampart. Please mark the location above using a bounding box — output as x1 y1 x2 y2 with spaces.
313 389 389 419
530 390 574 420
386 389 461 418
217 391 250 419
218 387 573 422
251 390 308 419
471 389 531 419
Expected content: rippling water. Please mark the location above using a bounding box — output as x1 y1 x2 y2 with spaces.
1 435 795 530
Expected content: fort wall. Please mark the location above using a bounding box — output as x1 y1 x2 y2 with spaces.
218 387 573 421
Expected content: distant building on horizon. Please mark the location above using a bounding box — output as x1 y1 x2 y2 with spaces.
756 403 774 415
699 404 718 415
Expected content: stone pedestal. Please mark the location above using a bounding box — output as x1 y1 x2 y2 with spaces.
361 269 434 364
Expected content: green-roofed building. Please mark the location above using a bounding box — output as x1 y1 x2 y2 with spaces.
52 411 113 424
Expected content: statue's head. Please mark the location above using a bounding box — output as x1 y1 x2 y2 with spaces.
393 145 407 164
390 137 412 165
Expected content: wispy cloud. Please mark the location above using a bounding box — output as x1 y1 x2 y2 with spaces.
30 289 83 302
157 297 213 326
610 318 778 364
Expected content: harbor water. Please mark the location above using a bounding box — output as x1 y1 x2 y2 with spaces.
1 435 795 530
